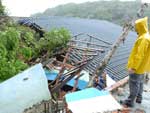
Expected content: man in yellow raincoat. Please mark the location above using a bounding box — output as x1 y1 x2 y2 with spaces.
121 17 150 107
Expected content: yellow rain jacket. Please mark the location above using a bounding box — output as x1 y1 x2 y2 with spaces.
127 17 150 74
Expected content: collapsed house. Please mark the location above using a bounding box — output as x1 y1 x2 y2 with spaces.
18 16 137 82
2 16 139 113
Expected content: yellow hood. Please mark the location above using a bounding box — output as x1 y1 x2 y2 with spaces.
135 17 148 36
127 17 150 74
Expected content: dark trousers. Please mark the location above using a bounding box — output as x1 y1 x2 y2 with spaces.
128 73 144 105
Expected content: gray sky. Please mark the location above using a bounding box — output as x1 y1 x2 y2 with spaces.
2 0 99 17
2 0 147 17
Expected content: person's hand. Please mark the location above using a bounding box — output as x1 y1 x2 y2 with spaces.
128 68 135 74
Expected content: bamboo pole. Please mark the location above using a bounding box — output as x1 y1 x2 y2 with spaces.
88 3 148 87
86 34 112 45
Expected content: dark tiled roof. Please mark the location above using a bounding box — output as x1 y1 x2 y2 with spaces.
18 16 137 81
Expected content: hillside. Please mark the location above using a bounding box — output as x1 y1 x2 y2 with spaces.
31 1 150 25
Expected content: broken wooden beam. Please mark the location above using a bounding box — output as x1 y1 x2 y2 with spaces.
71 50 98 56
105 76 129 91
86 34 112 45
52 47 73 85
70 46 105 52
70 39 110 48
72 33 84 38
50 65 83 93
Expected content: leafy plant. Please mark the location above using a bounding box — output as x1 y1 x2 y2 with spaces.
19 47 33 61
38 28 71 57
0 25 71 81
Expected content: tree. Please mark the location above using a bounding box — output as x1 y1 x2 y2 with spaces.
32 1 146 26
38 28 71 60
0 0 4 15
0 0 71 82
0 25 71 81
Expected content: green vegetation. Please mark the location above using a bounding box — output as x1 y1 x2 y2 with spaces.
0 0 5 15
0 26 70 81
39 28 71 57
0 2 71 81
32 0 150 25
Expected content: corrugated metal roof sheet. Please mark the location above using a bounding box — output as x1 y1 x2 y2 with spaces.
18 16 137 81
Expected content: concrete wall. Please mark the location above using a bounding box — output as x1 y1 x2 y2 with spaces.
23 100 65 113
23 101 51 113
0 64 51 113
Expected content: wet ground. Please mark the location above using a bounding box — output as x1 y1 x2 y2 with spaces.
114 78 150 113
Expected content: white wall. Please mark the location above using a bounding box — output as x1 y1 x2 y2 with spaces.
0 63 51 113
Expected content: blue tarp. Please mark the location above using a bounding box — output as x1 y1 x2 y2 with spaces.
45 69 89 90
65 88 108 103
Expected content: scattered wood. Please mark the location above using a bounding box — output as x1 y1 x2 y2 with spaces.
55 47 72 84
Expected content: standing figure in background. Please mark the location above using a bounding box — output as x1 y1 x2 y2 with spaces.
121 17 150 107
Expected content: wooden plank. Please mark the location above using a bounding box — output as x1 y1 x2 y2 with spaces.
86 34 112 45
105 76 129 91
70 39 110 48
71 46 105 52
